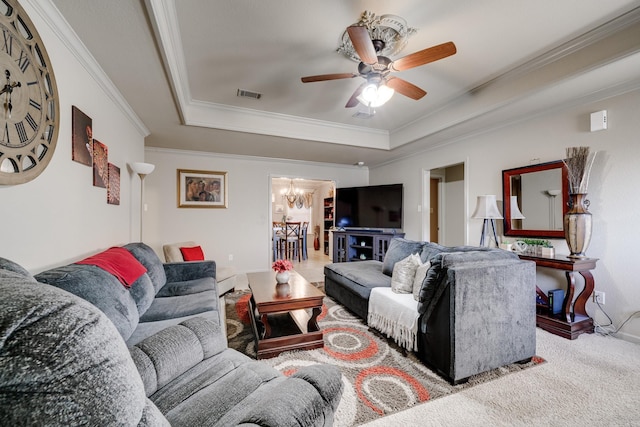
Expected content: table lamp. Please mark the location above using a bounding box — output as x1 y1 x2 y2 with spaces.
472 195 503 247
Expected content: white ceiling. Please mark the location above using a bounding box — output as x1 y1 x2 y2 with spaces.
51 0 640 166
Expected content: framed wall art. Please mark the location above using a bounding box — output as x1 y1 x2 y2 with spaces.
177 169 228 208
92 140 108 188
71 106 93 166
107 163 120 205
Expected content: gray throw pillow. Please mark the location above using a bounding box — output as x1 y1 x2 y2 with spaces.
391 253 421 294
413 261 431 301
382 238 425 276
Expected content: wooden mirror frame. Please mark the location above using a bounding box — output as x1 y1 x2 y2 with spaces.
502 160 569 238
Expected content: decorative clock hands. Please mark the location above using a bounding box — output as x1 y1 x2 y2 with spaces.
1 70 21 118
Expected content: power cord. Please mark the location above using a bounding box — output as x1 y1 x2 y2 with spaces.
593 295 640 337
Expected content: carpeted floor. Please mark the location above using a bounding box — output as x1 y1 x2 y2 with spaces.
225 286 545 427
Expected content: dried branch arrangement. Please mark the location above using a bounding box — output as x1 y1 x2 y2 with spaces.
564 146 596 194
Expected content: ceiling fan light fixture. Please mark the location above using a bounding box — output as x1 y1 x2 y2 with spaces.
357 81 394 107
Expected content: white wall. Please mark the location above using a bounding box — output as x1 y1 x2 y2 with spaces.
0 1 146 272
143 148 367 273
370 88 640 343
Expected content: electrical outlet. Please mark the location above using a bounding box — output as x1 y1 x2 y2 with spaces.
593 291 605 305
228 254 233 261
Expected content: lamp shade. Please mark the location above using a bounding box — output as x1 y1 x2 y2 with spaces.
510 196 525 219
130 162 155 176
472 195 503 219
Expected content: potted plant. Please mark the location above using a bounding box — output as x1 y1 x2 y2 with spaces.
272 259 293 284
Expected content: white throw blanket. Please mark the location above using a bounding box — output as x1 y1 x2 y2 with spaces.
367 287 420 351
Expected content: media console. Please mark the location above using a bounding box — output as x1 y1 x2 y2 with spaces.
332 230 404 263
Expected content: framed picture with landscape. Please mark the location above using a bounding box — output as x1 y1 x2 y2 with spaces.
177 169 228 208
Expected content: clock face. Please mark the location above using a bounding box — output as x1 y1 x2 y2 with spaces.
0 0 59 185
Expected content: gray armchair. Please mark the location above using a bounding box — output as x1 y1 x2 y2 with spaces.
163 241 236 295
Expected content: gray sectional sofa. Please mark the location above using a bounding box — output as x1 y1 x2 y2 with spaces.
34 243 220 346
325 238 537 384
0 244 343 426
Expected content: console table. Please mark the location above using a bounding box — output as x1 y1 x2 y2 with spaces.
518 254 598 339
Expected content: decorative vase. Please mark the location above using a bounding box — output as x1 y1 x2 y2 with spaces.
275 282 290 297
563 193 592 258
275 271 290 284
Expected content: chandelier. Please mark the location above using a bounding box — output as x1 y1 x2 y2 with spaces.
283 179 301 207
281 179 314 209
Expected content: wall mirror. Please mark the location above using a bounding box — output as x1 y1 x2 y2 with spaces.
502 160 568 238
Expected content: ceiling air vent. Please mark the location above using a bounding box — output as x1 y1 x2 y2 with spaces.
237 89 262 100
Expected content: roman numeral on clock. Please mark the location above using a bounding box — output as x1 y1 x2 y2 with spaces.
25 113 37 131
2 30 12 56
3 123 9 144
16 49 30 73
15 121 27 144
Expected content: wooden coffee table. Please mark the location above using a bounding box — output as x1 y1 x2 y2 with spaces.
247 270 325 359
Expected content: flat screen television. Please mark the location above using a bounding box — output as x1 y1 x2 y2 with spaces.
335 184 403 230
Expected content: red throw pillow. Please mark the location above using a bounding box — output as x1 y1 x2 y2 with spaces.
76 247 147 288
180 246 205 261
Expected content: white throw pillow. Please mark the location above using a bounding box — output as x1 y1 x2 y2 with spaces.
413 261 431 301
391 253 421 294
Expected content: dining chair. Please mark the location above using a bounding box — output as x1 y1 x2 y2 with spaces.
299 222 309 260
272 225 285 261
283 222 301 261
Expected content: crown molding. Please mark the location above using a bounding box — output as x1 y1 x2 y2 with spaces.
146 0 640 152
146 0 390 150
184 99 389 149
27 0 150 138
144 146 365 169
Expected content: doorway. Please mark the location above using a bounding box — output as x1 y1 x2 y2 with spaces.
270 177 334 270
429 177 441 243
424 162 466 246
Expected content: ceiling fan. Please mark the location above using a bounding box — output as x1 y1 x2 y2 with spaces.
301 26 456 108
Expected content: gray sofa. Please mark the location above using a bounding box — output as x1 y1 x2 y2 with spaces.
324 238 537 384
34 242 220 346
0 248 343 425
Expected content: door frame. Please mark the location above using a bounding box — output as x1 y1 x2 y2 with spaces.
421 158 469 244
267 174 335 266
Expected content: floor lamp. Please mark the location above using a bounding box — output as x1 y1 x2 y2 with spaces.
545 189 561 230
130 162 155 242
472 195 503 247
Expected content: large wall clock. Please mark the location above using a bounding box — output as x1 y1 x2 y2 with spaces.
0 0 59 185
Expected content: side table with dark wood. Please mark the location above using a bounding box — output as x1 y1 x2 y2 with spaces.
519 254 598 339
246 270 325 359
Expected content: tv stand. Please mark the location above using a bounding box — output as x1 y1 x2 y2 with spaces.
332 230 404 263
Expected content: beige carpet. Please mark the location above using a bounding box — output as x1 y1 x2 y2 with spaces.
360 329 640 426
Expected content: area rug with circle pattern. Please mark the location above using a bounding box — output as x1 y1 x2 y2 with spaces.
225 285 545 427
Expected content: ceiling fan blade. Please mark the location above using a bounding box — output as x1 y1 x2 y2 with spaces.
390 41 457 72
345 83 366 108
301 73 357 83
386 77 427 100
347 26 378 65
